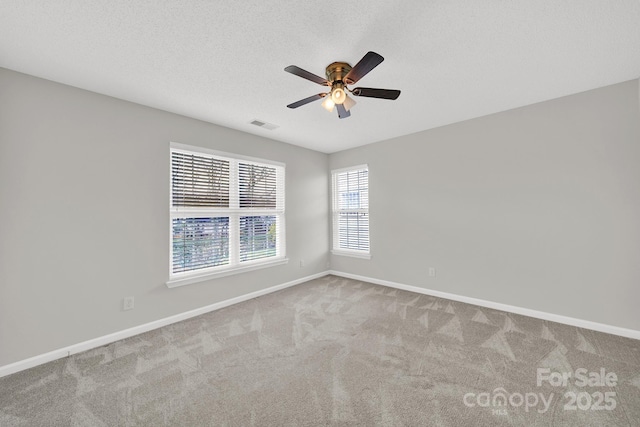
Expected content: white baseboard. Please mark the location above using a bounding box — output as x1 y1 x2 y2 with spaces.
328 270 640 341
3 269 638 379
0 271 329 379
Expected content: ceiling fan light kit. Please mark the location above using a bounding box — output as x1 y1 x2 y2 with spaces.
330 82 346 104
285 51 401 119
342 94 356 111
321 97 335 112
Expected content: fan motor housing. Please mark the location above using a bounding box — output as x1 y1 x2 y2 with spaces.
326 62 352 83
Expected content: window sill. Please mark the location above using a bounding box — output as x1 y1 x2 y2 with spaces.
166 257 289 288
331 249 371 260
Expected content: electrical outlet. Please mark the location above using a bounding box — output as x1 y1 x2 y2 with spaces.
299 259 305 268
429 267 436 277
123 296 135 311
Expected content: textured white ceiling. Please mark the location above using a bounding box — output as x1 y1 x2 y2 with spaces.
2 1 639 153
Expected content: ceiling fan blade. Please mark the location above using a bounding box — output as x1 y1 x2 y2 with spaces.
284 65 329 86
344 51 384 85
287 93 327 109
351 87 401 100
336 103 351 119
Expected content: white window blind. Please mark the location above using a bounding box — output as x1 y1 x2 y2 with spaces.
332 165 370 257
169 143 285 285
171 152 229 207
239 163 277 208
172 217 229 273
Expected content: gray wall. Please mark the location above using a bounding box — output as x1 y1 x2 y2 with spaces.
0 68 329 366
330 79 640 331
2 67 638 368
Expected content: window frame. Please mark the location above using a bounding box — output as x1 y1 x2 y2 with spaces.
167 142 287 288
331 164 371 259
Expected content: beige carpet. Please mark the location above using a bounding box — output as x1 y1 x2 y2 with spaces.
1 275 639 426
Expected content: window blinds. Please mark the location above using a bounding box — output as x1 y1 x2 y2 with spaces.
239 163 277 208
332 166 369 254
239 215 277 262
170 145 285 278
172 217 230 273
171 152 229 207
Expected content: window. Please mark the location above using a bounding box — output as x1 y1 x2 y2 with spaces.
168 142 286 286
332 165 370 258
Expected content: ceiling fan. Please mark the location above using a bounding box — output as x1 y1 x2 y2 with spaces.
284 51 401 119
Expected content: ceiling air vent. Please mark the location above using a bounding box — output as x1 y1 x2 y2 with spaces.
250 119 278 130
